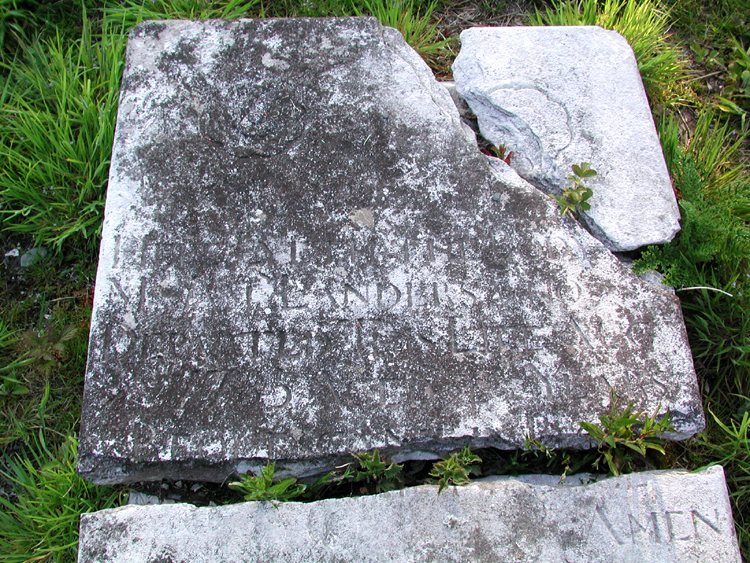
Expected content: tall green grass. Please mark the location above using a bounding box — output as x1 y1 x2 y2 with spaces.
103 0 261 26
0 15 126 259
637 113 750 402
0 435 123 563
354 0 452 65
0 0 34 57
693 411 750 553
528 0 689 107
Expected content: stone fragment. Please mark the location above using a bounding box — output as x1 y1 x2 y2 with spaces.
78 467 741 563
20 246 48 268
78 18 702 485
452 26 680 252
128 491 175 505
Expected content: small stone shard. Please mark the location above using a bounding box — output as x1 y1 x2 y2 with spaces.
348 208 375 229
78 18 702 485
453 26 681 252
78 467 742 563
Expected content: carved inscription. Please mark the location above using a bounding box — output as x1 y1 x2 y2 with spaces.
106 318 552 371
596 506 725 545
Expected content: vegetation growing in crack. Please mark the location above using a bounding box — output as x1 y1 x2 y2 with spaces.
429 445 482 493
578 394 674 477
552 162 597 216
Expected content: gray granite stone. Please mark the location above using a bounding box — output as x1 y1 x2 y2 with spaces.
452 26 681 252
78 467 741 563
78 18 702 485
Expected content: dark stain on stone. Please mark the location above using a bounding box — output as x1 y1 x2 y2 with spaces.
464 526 501 563
148 547 182 563
157 38 199 75
130 21 167 40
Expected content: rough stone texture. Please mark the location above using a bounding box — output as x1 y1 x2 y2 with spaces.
78 467 741 563
78 18 702 485
452 26 681 252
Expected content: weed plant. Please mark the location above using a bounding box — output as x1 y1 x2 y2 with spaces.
228 462 307 502
578 398 673 476
349 449 404 493
551 162 596 216
429 445 482 493
228 451 405 502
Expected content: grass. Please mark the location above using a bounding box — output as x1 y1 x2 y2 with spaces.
636 113 750 406
1 255 95 449
0 435 123 563
102 0 261 25
353 0 453 68
0 0 749 560
0 13 126 259
662 0 750 128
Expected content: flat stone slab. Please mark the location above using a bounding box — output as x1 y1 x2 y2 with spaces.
78 467 741 562
78 18 702 485
452 26 681 251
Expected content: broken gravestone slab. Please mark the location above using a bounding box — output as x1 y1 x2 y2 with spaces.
78 467 741 562
452 26 681 252
78 17 702 485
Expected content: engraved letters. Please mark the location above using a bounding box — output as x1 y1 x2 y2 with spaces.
597 506 724 545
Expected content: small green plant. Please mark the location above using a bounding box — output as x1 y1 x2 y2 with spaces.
429 445 482 493
579 394 673 476
228 462 307 502
17 324 78 377
299 464 355 498
484 143 513 165
552 162 597 216
349 449 403 493
523 437 588 483
0 374 30 398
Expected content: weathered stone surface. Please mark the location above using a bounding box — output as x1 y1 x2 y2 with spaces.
78 18 702 485
452 26 681 252
78 467 741 563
